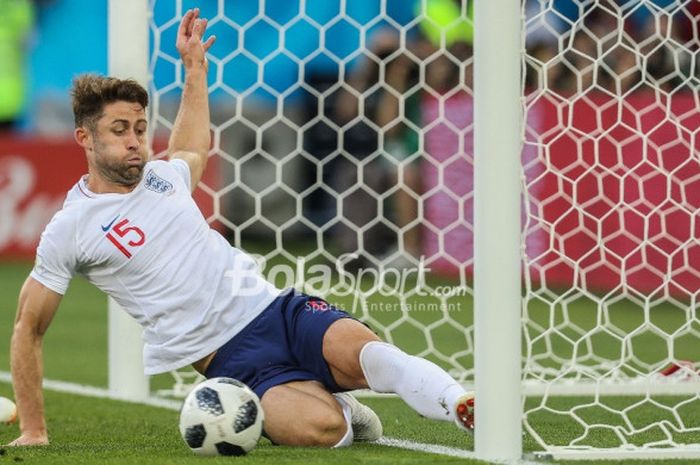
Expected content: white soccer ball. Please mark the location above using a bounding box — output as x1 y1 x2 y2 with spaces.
0 397 17 424
178 377 264 456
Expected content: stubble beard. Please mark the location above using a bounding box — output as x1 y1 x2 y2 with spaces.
93 141 146 186
96 156 146 186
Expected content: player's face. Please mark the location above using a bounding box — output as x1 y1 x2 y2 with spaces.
88 101 149 186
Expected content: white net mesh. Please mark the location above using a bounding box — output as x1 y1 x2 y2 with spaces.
147 0 700 458
522 0 700 456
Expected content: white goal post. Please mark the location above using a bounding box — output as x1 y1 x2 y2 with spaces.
107 0 700 462
473 0 522 461
107 0 149 402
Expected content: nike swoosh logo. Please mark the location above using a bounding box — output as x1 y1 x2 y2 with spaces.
101 215 120 232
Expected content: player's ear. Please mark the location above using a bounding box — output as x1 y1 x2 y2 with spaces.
74 126 93 151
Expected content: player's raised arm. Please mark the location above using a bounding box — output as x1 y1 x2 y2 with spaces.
8 277 63 446
169 8 216 192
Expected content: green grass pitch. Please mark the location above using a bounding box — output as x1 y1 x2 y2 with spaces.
1 260 699 464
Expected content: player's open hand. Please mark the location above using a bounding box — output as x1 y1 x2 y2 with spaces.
7 432 49 447
176 8 216 71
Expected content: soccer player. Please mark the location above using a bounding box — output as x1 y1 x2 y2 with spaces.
8 9 474 448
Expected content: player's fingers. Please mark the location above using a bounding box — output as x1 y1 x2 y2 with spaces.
193 18 207 39
189 8 200 34
203 35 216 52
178 9 194 38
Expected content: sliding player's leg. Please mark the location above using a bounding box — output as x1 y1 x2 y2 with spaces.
204 291 383 446
322 318 475 432
261 380 352 447
281 295 383 442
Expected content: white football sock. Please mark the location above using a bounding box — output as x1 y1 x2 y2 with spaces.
332 400 354 448
359 341 467 421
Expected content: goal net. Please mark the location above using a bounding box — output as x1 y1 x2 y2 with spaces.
143 0 700 460
521 0 700 459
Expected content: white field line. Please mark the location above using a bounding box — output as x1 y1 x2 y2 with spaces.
1 371 536 464
0 370 180 410
372 437 477 459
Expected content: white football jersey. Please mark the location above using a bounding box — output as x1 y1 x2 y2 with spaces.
31 159 281 374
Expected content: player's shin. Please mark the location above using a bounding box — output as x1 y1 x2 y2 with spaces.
359 341 468 422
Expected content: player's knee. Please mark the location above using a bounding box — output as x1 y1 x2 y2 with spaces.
265 406 347 447
307 410 348 447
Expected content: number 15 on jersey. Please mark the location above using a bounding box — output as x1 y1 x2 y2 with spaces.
105 218 146 258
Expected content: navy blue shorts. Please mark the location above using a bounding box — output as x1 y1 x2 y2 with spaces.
204 290 354 399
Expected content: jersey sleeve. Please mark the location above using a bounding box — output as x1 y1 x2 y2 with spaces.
169 158 192 189
30 211 79 295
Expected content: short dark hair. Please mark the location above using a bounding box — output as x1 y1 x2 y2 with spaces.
71 74 149 130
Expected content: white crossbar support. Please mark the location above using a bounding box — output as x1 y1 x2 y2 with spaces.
107 0 150 401
473 0 524 462
532 447 700 461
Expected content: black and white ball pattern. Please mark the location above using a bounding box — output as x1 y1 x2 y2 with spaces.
179 377 264 456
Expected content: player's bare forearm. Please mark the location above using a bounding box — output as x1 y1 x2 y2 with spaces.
169 59 209 157
169 8 216 190
10 325 48 445
8 278 61 446
169 66 210 179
